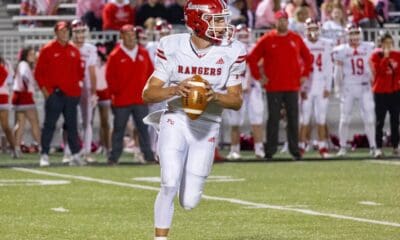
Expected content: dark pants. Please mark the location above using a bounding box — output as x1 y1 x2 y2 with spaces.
109 104 154 162
41 90 80 155
374 92 400 148
265 91 301 157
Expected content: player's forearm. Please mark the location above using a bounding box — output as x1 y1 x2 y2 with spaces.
214 92 242 110
142 86 178 103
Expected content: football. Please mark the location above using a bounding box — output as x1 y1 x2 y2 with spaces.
182 75 208 120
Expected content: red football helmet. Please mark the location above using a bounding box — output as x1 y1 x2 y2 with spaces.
153 19 173 41
346 23 362 46
235 24 251 44
184 0 234 44
304 18 320 41
134 26 148 45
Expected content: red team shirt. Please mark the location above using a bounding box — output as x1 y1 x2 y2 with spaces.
106 45 154 107
370 50 400 93
0 64 7 86
102 3 135 31
34 40 83 97
247 30 313 92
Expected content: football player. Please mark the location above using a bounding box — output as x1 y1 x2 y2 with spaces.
333 24 377 157
225 24 265 159
63 19 98 163
142 0 246 238
299 18 334 158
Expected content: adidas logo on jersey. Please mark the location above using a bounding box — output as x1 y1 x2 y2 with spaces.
216 58 224 64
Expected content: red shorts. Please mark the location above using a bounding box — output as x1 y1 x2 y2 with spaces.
97 89 111 101
0 94 9 104
12 91 35 105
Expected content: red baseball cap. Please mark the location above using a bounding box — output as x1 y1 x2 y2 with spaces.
54 21 69 32
274 10 289 20
120 24 135 33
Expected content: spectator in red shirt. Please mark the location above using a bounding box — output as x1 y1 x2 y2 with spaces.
0 57 17 159
369 32 400 156
247 10 313 160
350 0 377 27
34 21 85 167
106 24 155 164
102 0 135 31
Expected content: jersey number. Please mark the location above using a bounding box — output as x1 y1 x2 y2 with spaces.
351 58 364 75
313 53 322 72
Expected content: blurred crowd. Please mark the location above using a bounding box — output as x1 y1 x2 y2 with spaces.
15 0 400 31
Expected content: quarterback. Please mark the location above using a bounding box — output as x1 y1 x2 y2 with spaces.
142 0 246 238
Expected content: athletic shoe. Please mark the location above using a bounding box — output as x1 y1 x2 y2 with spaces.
255 149 265 159
374 149 383 159
69 154 87 166
336 148 347 157
39 154 50 167
369 148 377 157
226 151 241 160
133 152 147 164
280 142 288 153
12 149 21 159
319 148 332 159
84 156 97 163
62 155 71 164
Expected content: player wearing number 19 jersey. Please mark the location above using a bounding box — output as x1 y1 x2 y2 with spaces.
333 24 376 156
300 18 334 158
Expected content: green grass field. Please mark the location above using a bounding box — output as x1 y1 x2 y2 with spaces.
1 151 399 240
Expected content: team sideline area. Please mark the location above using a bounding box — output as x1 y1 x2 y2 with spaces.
1 151 399 240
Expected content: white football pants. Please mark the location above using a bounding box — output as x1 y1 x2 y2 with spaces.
339 84 376 148
154 111 219 229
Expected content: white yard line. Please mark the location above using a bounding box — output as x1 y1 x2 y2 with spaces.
366 160 400 166
13 167 400 228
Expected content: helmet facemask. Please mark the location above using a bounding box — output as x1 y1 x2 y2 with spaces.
72 28 87 44
348 30 362 46
306 26 320 42
202 12 234 45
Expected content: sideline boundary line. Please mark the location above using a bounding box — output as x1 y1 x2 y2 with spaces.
13 167 400 228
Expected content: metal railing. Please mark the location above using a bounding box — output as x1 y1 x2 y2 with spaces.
1 28 400 65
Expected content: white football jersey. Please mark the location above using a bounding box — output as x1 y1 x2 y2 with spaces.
145 41 158 64
153 33 247 122
333 41 375 86
78 42 98 89
303 38 334 94
13 61 35 93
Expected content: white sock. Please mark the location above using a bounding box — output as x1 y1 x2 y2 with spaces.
155 237 168 240
64 143 71 156
154 186 177 229
254 142 264 152
364 122 376 148
230 144 240 153
299 142 306 149
318 141 327 149
338 121 349 148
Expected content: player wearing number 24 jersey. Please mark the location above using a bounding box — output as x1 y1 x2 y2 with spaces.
300 18 334 158
332 23 377 157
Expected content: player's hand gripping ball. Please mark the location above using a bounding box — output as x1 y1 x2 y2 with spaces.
182 75 208 120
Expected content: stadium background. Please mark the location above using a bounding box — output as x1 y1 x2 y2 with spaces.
0 1 399 148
